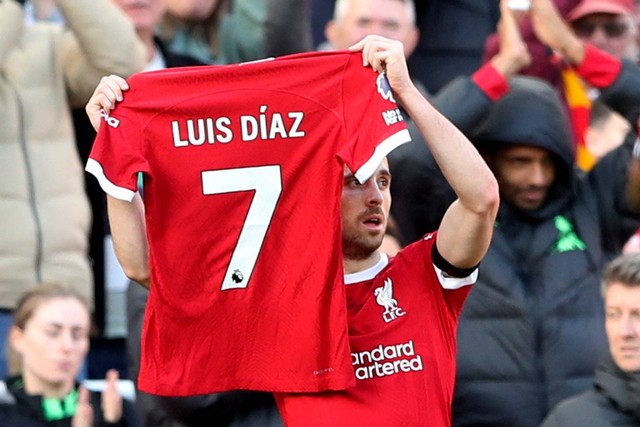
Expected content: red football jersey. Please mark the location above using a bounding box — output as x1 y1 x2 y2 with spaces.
275 232 475 426
86 50 411 395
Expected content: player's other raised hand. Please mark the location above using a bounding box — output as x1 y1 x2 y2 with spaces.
349 35 414 103
86 75 129 132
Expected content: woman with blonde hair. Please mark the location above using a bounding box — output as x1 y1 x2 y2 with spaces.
0 284 129 426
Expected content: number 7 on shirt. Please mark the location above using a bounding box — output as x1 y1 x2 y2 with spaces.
201 165 282 291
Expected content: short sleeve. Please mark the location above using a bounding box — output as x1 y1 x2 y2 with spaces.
420 232 474 313
85 102 148 202
337 54 412 183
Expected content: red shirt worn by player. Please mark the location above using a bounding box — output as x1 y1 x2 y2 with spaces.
276 232 475 426
86 50 411 395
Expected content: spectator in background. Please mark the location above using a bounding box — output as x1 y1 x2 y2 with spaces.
448 0 640 425
540 252 640 427
563 0 640 251
110 0 203 69
568 0 639 62
158 0 273 65
320 0 419 57
0 0 145 380
383 0 640 425
483 0 580 88
482 0 638 171
158 0 227 64
565 0 640 169
0 284 132 426
160 0 311 63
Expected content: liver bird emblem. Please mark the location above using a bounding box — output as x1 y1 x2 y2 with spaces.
374 278 398 313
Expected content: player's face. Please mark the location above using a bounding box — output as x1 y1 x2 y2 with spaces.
341 160 392 260
605 282 640 373
11 298 90 391
326 0 418 55
490 144 556 211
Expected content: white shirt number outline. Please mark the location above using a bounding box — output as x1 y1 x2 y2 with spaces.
201 165 282 290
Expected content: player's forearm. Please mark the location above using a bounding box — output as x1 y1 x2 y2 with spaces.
399 87 499 267
107 194 150 288
398 87 499 215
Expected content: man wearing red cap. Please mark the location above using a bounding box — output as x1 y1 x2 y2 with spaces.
568 0 638 61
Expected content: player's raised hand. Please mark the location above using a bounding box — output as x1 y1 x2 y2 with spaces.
85 74 129 132
349 35 414 102
102 369 123 423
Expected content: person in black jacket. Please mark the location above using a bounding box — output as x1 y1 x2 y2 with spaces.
540 252 640 427
0 284 131 427
387 0 640 425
